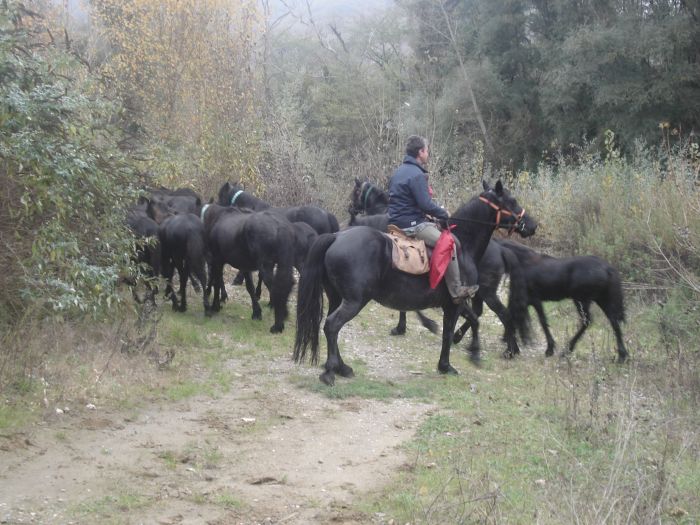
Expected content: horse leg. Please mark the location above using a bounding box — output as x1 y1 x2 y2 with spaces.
321 298 365 386
243 272 263 320
258 264 274 304
177 261 188 312
269 264 293 334
256 272 265 301
438 303 461 375
391 312 407 336
193 260 209 315
415 311 439 334
207 262 223 314
567 300 591 354
484 293 520 358
533 301 556 356
453 294 482 345
162 259 178 311
232 270 245 286
608 316 628 363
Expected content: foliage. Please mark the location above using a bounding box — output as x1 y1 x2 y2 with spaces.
89 0 265 194
0 1 138 320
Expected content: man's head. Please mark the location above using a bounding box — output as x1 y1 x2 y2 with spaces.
405 135 429 166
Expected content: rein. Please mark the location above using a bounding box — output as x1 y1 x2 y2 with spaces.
230 189 245 206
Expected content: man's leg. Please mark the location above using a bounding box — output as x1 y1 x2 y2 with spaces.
410 223 478 302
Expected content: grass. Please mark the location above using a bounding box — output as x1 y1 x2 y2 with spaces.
71 487 153 521
362 297 700 524
1 267 697 524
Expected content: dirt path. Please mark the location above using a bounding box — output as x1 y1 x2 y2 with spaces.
0 307 437 524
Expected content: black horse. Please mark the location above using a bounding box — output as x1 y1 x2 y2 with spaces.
348 178 390 216
218 181 339 234
126 205 161 304
147 200 209 314
203 203 296 333
294 181 537 385
496 240 629 362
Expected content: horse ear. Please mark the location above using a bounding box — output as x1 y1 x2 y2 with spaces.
195 197 202 207
208 197 214 204
482 180 491 191
495 180 504 195
137 195 149 206
354 177 361 186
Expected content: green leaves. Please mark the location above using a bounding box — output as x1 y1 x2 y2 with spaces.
1 1 138 319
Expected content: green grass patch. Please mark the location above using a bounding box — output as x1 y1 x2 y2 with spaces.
71 488 152 520
0 402 36 431
212 491 244 509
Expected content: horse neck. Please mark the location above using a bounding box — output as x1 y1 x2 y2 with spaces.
452 198 498 261
366 200 387 215
238 193 269 211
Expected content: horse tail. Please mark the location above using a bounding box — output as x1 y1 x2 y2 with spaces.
502 245 531 343
328 212 340 233
294 233 336 365
605 265 626 322
186 231 207 294
270 235 296 323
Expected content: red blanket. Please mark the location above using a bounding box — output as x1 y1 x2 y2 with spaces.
429 227 455 289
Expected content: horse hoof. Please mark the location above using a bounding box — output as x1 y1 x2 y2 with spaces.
252 311 262 320
320 371 335 386
545 349 554 357
438 364 459 375
468 352 482 366
337 364 354 378
617 354 629 364
502 351 514 360
390 328 405 336
205 309 214 318
269 324 284 334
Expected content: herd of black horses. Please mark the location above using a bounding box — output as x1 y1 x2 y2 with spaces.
127 179 628 386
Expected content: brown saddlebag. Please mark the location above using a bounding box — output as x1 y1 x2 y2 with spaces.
386 224 430 275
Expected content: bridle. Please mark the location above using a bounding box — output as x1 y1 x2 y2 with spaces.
478 195 527 235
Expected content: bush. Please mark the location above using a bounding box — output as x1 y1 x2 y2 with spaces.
0 2 139 321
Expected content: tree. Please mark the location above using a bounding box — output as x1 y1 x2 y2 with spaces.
90 0 264 191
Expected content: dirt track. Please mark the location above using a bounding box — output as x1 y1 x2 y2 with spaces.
0 307 437 524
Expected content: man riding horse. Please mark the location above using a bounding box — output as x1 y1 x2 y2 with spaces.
387 135 479 304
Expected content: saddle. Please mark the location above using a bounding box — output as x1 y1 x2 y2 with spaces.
386 224 430 275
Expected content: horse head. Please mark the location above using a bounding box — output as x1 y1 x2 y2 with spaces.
479 180 537 238
348 178 364 214
348 178 389 216
145 197 173 225
217 181 244 206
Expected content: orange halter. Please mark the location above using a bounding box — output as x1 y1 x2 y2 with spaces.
478 196 526 235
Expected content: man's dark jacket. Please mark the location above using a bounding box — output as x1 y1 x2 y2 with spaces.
387 155 448 228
